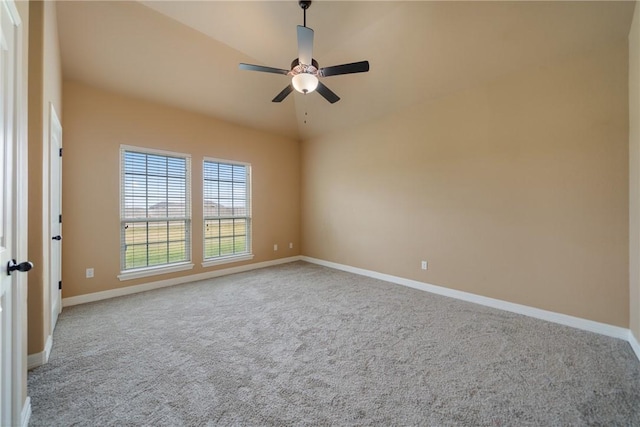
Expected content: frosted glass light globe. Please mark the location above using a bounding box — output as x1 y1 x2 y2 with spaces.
292 73 318 94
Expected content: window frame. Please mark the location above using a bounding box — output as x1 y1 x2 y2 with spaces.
202 157 253 267
118 145 194 281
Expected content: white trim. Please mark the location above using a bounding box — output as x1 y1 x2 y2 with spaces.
27 353 43 371
6 1 28 424
120 144 191 160
301 257 633 343
19 397 30 427
4 0 20 26
202 158 253 263
119 145 193 273
118 263 194 281
27 335 53 369
203 156 251 168
61 254 640 363
629 330 640 361
26 334 52 370
49 102 62 337
202 253 254 268
44 334 52 361
65 256 302 307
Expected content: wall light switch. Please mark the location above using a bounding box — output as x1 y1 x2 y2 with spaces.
274 244 278 251
421 261 428 270
86 268 94 278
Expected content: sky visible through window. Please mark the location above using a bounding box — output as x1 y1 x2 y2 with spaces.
123 151 187 214
203 162 247 215
123 153 246 213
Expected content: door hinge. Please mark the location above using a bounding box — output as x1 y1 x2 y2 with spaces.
59 148 63 157
58 281 62 290
59 214 62 224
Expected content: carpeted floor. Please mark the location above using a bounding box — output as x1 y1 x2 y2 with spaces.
28 261 640 426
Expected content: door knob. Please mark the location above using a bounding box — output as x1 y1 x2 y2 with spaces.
7 260 34 275
52 235 62 241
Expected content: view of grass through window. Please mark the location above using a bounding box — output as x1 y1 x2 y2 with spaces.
123 221 189 269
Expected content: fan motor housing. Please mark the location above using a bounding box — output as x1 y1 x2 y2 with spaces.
290 58 319 76
291 58 319 70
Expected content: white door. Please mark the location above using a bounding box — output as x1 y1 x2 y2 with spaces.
0 1 27 425
50 105 62 331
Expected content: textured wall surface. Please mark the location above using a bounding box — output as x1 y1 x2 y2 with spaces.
302 43 629 327
629 2 640 340
61 81 301 298
27 0 62 355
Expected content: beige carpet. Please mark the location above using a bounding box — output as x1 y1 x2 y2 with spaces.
28 261 640 425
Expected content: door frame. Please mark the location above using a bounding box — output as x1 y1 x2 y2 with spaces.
49 104 61 334
5 0 29 425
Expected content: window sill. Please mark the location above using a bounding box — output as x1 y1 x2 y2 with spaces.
201 253 254 268
118 263 194 281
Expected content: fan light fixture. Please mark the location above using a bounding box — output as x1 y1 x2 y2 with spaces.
292 73 318 94
238 0 370 104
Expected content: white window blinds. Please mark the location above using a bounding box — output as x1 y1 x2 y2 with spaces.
120 146 191 271
203 159 251 260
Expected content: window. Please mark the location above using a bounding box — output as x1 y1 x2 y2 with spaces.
119 146 193 279
203 159 252 266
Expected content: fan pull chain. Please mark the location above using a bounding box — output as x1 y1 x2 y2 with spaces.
304 94 308 124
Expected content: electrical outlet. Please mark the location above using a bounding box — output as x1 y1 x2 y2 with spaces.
86 268 94 278
274 244 278 251
289 242 293 249
421 261 428 270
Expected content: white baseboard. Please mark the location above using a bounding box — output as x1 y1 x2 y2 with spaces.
57 254 640 363
20 397 31 427
27 334 53 370
301 256 635 348
629 330 640 361
62 256 302 307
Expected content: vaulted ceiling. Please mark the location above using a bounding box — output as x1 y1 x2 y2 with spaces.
56 1 635 141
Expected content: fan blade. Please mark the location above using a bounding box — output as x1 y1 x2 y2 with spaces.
316 82 340 104
239 63 289 75
319 61 370 77
272 84 294 103
297 25 314 66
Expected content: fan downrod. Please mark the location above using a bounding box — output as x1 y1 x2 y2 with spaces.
299 0 311 26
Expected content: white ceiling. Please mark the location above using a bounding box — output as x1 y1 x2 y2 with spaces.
56 1 635 141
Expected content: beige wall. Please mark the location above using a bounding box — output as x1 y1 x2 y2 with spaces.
27 1 62 355
630 2 640 340
61 81 300 298
302 43 629 327
41 5 636 344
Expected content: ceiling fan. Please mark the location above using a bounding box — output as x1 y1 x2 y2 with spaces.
239 0 370 104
